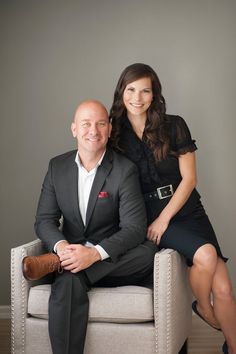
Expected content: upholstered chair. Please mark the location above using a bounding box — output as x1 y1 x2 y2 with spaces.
11 239 192 354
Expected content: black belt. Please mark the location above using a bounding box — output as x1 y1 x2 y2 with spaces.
144 184 174 201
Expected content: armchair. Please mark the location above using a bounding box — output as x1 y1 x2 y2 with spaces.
11 239 192 354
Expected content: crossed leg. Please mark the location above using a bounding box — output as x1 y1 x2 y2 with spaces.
212 259 236 354
189 243 220 328
189 243 236 353
49 241 157 354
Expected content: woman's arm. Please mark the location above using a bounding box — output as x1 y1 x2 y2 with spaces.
147 151 197 244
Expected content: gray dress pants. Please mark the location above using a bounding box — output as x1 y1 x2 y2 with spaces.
48 240 157 354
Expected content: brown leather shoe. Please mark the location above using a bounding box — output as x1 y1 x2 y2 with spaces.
22 253 62 281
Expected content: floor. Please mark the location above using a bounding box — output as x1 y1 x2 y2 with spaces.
0 316 225 353
189 315 224 354
0 319 10 354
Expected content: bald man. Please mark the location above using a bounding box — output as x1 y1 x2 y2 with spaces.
35 100 157 354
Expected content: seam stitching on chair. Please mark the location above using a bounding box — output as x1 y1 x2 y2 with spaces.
90 289 152 295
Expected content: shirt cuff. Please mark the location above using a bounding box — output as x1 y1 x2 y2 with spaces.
94 245 110 260
54 240 66 253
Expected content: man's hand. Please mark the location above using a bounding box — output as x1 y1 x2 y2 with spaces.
56 240 70 255
59 244 101 273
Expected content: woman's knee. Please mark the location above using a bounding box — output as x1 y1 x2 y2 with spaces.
213 279 234 301
213 263 235 301
193 243 218 269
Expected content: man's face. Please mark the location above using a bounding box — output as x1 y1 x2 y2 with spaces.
71 102 111 156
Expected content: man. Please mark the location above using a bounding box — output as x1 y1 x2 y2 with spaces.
34 100 157 354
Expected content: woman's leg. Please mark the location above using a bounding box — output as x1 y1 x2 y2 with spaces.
212 258 236 354
189 243 220 328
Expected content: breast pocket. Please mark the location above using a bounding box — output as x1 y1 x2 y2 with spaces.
94 196 118 223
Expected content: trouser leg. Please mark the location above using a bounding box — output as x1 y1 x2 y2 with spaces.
48 240 157 354
86 240 158 286
49 270 90 354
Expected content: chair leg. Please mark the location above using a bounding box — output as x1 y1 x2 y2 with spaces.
178 340 188 354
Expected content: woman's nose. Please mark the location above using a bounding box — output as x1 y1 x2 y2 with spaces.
134 91 141 101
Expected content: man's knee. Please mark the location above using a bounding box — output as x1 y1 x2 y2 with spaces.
139 241 158 263
133 241 158 273
52 270 89 294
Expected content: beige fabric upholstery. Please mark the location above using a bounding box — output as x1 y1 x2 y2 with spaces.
28 284 154 322
11 239 192 354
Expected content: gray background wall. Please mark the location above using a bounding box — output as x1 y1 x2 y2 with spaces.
1 0 235 305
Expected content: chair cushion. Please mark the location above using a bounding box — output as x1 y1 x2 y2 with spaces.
28 284 154 323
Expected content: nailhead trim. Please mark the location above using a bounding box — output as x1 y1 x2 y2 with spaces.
21 247 26 353
11 248 15 353
154 253 159 354
166 256 172 353
154 252 173 354
11 240 42 353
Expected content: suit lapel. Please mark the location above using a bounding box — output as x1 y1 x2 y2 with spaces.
85 149 113 229
66 152 84 228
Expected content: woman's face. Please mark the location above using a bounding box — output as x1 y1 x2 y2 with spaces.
123 77 153 118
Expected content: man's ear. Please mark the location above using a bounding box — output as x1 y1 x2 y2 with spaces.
71 122 76 137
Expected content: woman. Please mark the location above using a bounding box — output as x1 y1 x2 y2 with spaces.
110 63 236 354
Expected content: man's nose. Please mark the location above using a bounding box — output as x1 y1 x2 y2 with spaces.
89 124 99 134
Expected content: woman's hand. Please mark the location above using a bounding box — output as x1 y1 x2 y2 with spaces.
147 152 197 246
147 215 170 245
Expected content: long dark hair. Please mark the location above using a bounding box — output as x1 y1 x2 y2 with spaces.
110 63 170 161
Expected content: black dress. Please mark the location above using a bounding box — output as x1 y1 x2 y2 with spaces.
117 115 226 266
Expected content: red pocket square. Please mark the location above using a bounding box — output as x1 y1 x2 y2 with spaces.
98 191 109 199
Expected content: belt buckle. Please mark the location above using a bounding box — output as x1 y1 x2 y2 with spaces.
157 184 174 199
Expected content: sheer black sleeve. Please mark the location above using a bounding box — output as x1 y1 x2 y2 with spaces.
170 116 197 155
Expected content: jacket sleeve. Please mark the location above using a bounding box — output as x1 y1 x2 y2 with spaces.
34 160 65 251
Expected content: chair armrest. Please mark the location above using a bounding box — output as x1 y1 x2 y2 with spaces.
11 239 49 353
153 249 192 354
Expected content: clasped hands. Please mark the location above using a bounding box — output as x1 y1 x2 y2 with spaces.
57 243 101 273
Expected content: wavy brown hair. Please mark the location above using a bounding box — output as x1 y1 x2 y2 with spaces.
110 63 171 161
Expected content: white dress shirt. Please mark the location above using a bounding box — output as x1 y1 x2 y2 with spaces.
54 151 109 260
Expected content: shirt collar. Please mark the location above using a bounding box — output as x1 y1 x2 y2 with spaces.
75 150 106 170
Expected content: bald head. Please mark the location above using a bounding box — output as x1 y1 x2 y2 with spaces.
74 100 109 123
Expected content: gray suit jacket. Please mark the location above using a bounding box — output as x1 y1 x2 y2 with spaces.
35 148 147 262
